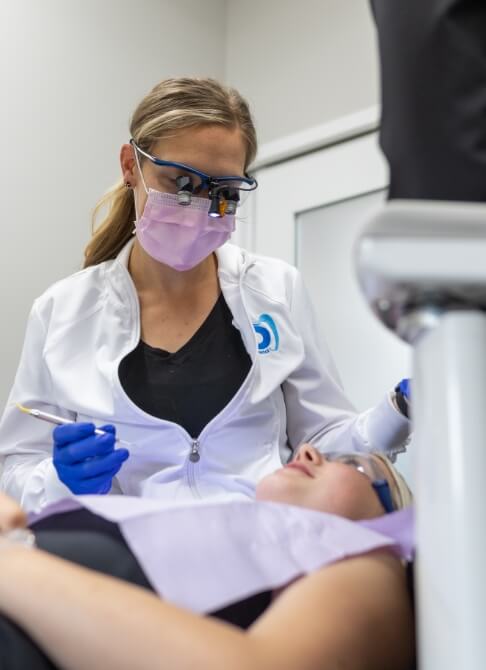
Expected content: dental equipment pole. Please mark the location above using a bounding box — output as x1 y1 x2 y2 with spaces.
357 200 486 670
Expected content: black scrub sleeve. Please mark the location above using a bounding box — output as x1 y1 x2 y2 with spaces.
370 0 486 202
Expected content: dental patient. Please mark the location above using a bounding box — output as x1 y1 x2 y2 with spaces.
0 444 415 670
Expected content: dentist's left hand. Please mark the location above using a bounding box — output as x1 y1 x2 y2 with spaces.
52 423 129 494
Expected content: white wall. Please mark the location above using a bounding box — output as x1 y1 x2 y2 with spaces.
225 0 379 145
0 0 380 412
0 0 226 408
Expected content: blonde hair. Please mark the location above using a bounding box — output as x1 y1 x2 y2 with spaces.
372 453 414 511
84 77 257 268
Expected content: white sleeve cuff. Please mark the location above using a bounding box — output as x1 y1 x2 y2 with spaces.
362 392 411 454
40 460 74 507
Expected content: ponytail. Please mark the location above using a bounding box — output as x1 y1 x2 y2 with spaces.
84 180 135 268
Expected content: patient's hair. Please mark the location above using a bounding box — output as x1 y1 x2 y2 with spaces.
84 77 257 268
373 453 413 511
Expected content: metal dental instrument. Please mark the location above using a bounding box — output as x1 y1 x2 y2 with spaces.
15 404 133 447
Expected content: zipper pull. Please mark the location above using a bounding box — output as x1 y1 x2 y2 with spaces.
189 440 200 463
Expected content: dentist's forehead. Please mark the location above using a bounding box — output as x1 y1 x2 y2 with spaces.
151 126 246 174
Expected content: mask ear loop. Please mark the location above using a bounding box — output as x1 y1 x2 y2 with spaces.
131 144 150 232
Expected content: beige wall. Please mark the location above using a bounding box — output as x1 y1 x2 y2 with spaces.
225 0 379 145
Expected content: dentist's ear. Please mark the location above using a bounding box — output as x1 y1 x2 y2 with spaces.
120 143 137 188
0 493 27 533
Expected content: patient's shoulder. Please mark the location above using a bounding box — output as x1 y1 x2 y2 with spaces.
250 552 414 670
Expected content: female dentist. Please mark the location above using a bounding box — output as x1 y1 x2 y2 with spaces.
0 77 411 511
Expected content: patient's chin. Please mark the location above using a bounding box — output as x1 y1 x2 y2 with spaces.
255 472 295 504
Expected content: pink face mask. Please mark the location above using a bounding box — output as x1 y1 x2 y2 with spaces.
134 188 235 271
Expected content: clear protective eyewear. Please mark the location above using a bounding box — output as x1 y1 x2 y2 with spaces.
130 139 258 217
324 452 398 514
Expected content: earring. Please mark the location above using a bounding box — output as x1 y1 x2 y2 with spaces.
125 181 132 189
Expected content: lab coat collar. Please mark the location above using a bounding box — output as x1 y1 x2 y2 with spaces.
116 237 135 268
216 241 253 283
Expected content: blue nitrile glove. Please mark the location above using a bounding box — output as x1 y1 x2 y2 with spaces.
394 378 411 418
52 422 129 495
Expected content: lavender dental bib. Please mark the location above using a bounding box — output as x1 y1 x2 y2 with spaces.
30 497 414 614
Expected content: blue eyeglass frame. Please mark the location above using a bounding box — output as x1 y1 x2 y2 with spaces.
371 480 395 514
130 139 258 193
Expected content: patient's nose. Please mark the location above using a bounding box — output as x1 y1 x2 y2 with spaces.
294 443 322 465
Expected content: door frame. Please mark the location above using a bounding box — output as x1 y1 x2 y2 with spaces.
232 105 381 253
250 129 388 262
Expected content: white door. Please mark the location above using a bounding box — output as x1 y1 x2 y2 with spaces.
250 132 413 484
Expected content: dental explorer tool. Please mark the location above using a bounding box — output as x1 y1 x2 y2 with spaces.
15 404 133 446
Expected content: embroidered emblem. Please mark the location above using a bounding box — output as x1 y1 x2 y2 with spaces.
253 314 279 354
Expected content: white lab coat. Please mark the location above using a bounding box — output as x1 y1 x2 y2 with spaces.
0 240 410 511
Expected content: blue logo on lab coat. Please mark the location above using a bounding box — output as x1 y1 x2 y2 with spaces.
253 314 279 354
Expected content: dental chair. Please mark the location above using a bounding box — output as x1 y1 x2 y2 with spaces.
357 200 486 670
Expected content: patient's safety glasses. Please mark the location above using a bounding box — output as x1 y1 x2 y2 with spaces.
324 452 397 514
130 140 258 214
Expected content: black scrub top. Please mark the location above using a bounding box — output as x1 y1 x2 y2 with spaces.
118 293 252 437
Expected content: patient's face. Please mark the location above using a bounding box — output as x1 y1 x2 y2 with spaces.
255 444 388 520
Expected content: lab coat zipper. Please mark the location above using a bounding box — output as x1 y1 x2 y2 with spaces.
186 441 202 498
189 440 200 463
184 262 258 494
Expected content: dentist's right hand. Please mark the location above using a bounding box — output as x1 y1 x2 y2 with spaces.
52 423 129 494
